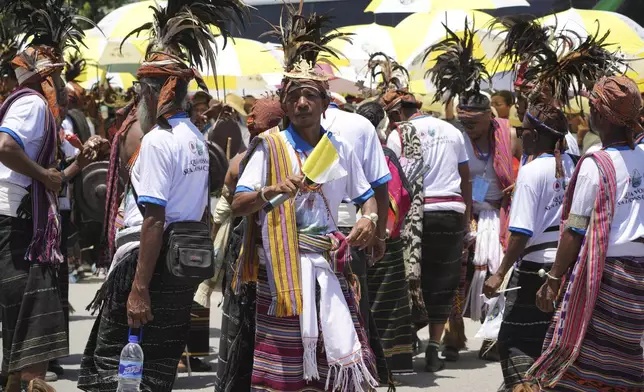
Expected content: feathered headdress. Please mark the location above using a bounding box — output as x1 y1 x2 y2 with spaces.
424 20 491 108
65 51 87 107
262 0 351 76
123 0 249 75
493 16 626 105
2 0 93 57
526 25 626 105
124 0 248 128
65 51 86 84
490 16 556 74
367 52 410 94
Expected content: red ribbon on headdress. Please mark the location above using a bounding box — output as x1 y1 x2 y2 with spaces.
12 46 65 121
136 53 207 125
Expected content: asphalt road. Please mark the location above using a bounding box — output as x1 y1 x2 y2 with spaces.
2 281 503 391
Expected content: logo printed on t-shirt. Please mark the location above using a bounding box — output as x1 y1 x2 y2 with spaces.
189 140 205 156
632 169 642 188
553 180 562 192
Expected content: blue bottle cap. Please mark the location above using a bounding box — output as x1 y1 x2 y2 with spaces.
128 335 139 344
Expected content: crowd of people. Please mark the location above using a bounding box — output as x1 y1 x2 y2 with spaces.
0 1 643 392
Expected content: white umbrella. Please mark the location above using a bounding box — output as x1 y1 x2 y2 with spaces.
364 0 529 14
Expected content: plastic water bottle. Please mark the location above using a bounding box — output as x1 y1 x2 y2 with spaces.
117 331 144 392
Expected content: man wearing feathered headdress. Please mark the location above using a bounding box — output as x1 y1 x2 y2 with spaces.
0 0 107 390
373 50 474 372
230 3 379 390
77 1 246 391
526 75 644 392
423 20 525 364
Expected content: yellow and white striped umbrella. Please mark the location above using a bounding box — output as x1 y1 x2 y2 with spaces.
394 10 504 82
324 24 399 70
538 8 644 56
365 0 528 14
90 1 167 40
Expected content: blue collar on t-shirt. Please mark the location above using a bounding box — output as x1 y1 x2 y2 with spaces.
284 124 329 153
605 145 631 151
328 102 339 109
168 112 189 120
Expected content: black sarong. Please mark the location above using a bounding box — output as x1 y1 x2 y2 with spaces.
421 211 465 323
367 238 413 374
77 249 195 392
497 260 554 391
185 302 210 357
214 218 256 392
0 215 68 373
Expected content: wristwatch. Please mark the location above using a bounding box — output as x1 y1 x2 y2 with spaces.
361 213 378 228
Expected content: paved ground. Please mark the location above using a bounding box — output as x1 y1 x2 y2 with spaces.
4 281 503 391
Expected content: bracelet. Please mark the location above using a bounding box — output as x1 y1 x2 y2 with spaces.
359 215 377 229
260 187 270 203
538 269 562 281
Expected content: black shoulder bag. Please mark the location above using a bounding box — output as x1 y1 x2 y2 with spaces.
131 181 215 287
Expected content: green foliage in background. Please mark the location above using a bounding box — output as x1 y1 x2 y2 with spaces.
68 0 136 25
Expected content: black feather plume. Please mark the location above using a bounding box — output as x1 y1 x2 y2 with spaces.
367 52 409 94
528 22 626 105
261 0 353 71
65 51 86 83
1 0 96 56
122 0 249 74
423 20 490 104
490 15 557 73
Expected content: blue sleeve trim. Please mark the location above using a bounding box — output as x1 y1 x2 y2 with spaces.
352 188 375 205
509 226 533 237
370 173 392 188
570 227 587 235
138 196 167 207
458 160 469 165
0 127 25 150
235 185 254 194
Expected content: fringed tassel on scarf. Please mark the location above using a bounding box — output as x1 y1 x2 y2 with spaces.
86 250 138 315
26 191 63 264
302 338 320 381
325 358 379 392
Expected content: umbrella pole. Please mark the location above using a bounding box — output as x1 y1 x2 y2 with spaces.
226 137 232 161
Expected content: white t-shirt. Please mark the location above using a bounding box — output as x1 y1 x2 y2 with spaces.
235 126 373 235
568 146 644 257
122 114 209 228
387 115 469 213
321 105 391 227
565 131 580 156
509 154 576 263
59 117 81 211
463 132 504 202
0 95 47 217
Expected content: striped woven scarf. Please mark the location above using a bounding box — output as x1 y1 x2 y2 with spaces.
527 150 616 387
0 88 62 264
232 132 303 317
491 118 514 250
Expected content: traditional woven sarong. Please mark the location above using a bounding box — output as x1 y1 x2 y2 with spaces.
185 302 210 357
497 260 554 391
539 257 644 392
215 218 256 392
528 151 617 387
421 211 465 324
0 216 67 374
367 237 413 374
77 249 195 392
251 263 377 392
